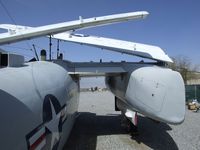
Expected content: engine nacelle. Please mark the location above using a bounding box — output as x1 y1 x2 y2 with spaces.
106 65 185 124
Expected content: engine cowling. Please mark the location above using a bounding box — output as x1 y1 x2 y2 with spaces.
106 65 185 124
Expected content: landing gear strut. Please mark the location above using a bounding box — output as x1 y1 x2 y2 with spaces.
121 112 139 135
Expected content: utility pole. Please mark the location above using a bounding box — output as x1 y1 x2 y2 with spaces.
49 35 52 60
57 40 60 59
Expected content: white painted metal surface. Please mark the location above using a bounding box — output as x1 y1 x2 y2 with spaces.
0 11 148 45
0 61 79 150
125 66 185 124
52 33 172 62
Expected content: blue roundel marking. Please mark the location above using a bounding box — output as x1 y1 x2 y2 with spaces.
26 94 66 150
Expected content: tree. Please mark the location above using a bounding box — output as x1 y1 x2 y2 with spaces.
168 56 199 84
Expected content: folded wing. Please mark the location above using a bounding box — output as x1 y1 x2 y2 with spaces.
0 11 148 45
52 33 172 63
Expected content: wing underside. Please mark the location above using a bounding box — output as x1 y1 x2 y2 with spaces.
52 33 172 63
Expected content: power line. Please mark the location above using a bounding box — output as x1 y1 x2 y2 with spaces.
0 0 17 25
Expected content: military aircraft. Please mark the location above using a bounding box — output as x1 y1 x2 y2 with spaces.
0 11 185 150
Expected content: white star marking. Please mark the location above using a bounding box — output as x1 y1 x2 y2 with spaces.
45 99 61 149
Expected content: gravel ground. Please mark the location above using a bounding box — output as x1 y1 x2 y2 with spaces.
64 91 200 150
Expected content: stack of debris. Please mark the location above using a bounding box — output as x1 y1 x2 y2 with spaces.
188 99 200 112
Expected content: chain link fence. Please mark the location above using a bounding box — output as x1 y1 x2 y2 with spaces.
185 85 200 102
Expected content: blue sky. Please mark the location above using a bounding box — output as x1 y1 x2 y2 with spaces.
0 0 200 65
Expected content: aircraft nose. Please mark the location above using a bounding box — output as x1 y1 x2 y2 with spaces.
125 66 185 124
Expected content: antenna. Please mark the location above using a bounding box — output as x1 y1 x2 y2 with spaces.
32 44 39 61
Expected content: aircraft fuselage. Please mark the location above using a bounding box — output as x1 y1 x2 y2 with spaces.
0 61 79 150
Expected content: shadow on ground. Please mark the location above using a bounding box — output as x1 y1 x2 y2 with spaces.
63 112 178 150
